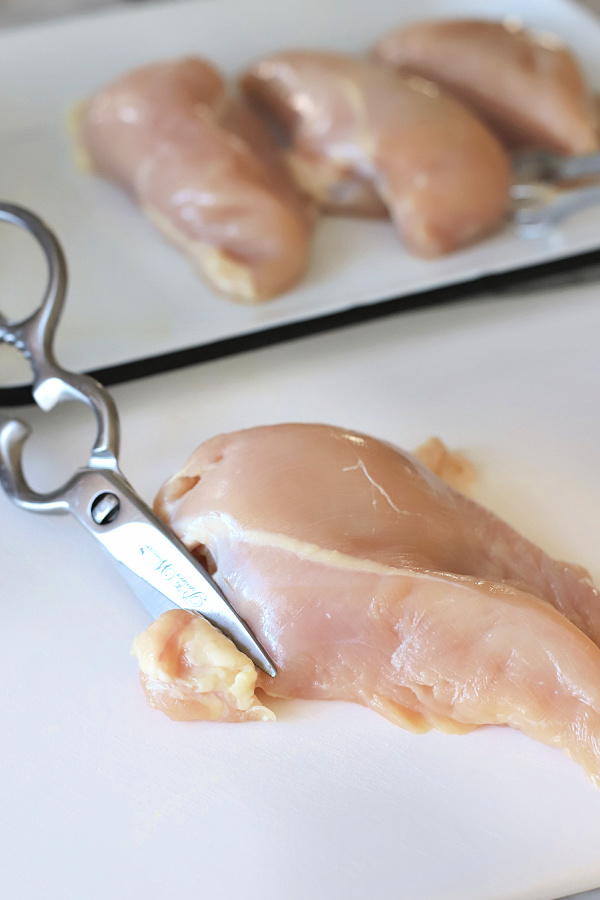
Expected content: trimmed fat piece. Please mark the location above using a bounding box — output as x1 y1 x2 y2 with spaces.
138 424 600 785
131 609 274 722
75 57 313 302
373 19 599 155
241 51 511 256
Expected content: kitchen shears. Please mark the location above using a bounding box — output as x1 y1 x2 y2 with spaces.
0 201 276 677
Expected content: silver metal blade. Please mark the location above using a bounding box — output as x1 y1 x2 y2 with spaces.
64 466 276 677
113 554 277 675
100 519 275 676
113 557 186 621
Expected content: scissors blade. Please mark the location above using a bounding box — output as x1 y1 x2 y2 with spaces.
103 518 275 674
65 467 276 676
113 556 183 621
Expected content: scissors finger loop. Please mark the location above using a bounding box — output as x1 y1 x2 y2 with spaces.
0 202 120 468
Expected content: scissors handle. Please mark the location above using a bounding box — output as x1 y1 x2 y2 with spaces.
0 202 276 675
0 203 120 511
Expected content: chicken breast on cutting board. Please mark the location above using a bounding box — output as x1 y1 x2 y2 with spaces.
133 424 600 786
74 57 313 303
373 18 599 155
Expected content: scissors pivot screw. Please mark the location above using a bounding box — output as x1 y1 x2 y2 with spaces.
91 491 121 525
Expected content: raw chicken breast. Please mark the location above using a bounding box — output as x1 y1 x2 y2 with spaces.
241 51 511 256
139 424 600 785
373 19 599 155
75 57 313 302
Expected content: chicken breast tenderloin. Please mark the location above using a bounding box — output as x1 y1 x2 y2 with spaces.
373 19 599 155
241 52 511 256
133 424 600 786
75 57 313 302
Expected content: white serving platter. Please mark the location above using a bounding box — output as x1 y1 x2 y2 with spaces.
2 0 600 393
1 270 600 900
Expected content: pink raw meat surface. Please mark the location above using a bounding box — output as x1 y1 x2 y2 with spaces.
241 52 511 255
134 424 600 785
373 18 599 155
76 57 313 302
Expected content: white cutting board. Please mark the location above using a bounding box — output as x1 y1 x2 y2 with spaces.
2 275 600 900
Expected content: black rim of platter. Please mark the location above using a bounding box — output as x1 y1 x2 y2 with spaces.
2 246 600 408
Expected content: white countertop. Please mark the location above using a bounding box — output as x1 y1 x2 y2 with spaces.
0 0 163 27
0 0 599 28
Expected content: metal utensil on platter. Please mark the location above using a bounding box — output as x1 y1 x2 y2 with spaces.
512 148 600 235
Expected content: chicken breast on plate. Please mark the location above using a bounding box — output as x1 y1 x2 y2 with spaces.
373 18 599 155
133 424 600 786
75 57 313 302
241 51 511 256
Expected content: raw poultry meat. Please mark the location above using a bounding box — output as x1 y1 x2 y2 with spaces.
133 424 600 786
373 18 599 155
241 51 511 256
74 57 313 302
